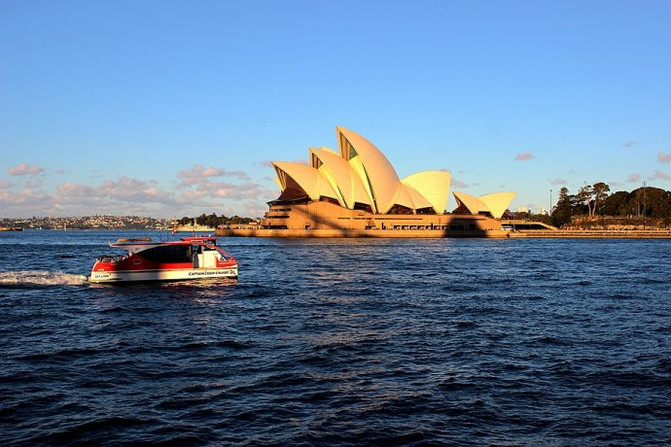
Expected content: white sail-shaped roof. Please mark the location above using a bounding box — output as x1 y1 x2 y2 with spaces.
402 171 451 214
269 126 516 219
393 183 433 211
309 147 372 209
337 126 401 214
453 191 516 219
479 192 516 219
273 161 339 202
453 191 483 215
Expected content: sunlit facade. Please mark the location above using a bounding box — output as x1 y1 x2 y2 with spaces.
261 126 516 233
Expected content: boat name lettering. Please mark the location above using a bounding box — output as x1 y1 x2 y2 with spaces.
188 270 234 277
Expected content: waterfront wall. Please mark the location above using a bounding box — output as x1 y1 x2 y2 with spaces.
261 201 503 232
215 227 671 239
215 228 510 238
511 229 671 239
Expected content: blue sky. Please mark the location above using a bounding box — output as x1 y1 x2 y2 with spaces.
2 0 670 218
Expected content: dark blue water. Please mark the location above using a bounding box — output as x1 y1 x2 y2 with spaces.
1 231 670 446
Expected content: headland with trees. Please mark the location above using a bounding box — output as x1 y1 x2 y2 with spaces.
175 213 257 229
549 183 670 229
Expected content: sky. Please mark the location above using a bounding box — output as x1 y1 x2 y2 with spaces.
2 0 670 218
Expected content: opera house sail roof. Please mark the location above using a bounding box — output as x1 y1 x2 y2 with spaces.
271 126 515 218
452 191 517 219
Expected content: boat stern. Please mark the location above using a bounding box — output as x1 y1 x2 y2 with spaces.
87 257 118 283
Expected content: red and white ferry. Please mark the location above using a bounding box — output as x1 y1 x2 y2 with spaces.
88 236 238 283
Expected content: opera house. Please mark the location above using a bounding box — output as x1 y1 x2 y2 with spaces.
251 126 518 237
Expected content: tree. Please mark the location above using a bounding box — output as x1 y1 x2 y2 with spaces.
576 184 594 217
602 191 628 216
195 214 204 225
636 187 671 218
592 182 610 216
551 187 572 227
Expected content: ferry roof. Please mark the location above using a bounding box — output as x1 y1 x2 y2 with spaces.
109 236 219 253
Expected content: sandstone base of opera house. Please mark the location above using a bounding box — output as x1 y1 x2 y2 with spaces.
216 201 512 238
215 227 671 239
216 227 513 238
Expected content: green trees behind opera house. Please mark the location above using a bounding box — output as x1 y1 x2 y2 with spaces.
177 213 255 228
551 183 671 228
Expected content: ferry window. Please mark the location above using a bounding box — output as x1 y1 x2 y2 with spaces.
142 245 191 263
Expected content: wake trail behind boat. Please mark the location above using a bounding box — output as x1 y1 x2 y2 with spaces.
0 270 88 287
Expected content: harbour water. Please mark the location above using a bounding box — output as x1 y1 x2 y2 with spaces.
1 231 670 445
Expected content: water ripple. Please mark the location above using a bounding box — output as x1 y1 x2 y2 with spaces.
0 233 670 445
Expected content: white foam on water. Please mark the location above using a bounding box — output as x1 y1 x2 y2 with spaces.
0 270 88 286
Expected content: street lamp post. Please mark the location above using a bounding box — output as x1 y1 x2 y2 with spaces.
643 181 647 229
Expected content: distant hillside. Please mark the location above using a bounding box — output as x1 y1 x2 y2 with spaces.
0 216 172 230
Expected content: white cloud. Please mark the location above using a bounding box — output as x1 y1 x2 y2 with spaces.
180 179 275 202
9 163 44 176
177 164 249 187
0 187 51 208
451 179 468 188
1 163 276 218
658 152 671 163
23 179 44 189
627 173 641 182
651 170 670 181
514 152 535 161
550 178 567 185
53 177 178 212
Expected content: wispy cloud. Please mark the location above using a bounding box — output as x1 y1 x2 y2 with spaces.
514 152 534 161
180 180 275 202
550 178 567 185
620 141 636 149
651 170 671 181
175 163 273 207
1 167 274 217
451 179 468 188
658 152 671 163
9 163 44 176
57 177 176 208
177 164 249 187
23 179 43 189
627 173 641 182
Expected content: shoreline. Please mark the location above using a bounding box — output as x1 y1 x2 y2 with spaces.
215 228 671 239
510 229 671 239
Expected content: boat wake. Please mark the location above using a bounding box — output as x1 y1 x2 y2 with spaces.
0 270 88 287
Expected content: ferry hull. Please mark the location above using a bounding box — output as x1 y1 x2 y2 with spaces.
88 267 238 283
